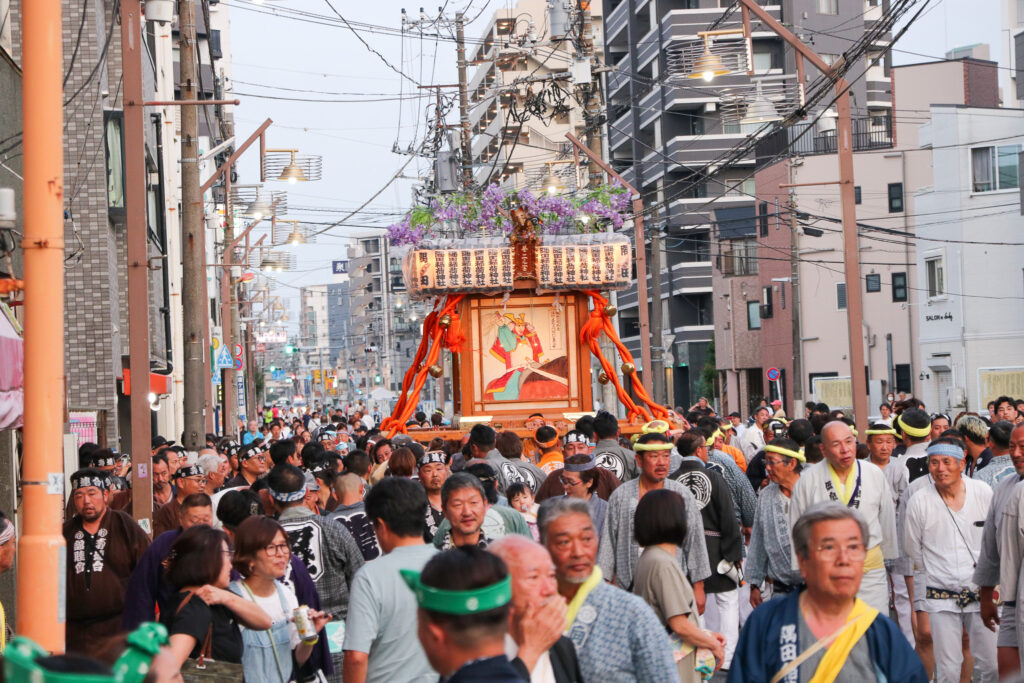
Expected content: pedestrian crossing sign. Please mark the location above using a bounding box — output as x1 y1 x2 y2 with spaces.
215 344 234 369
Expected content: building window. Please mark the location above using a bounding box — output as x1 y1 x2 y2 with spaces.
761 286 773 319
971 145 1021 192
854 186 862 204
719 238 758 276
759 201 769 237
747 301 761 330
892 272 907 302
743 178 756 196
836 282 847 310
925 256 945 298
752 48 774 74
895 364 912 393
865 273 881 292
887 183 903 212
817 0 839 15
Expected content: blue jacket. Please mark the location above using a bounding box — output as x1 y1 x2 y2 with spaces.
729 590 927 683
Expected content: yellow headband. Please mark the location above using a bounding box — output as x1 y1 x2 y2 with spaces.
896 415 931 439
643 420 670 434
630 433 641 444
705 430 722 447
634 441 674 452
764 444 806 463
865 428 898 437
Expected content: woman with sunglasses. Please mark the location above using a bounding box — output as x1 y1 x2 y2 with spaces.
230 516 330 683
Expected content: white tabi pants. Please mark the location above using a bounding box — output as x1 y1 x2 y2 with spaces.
930 610 997 683
857 568 889 615
704 589 739 670
888 568 915 648
737 582 753 628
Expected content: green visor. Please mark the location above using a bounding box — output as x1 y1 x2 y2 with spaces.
4 623 168 683
401 569 512 615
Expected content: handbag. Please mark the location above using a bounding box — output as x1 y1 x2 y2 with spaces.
175 591 244 682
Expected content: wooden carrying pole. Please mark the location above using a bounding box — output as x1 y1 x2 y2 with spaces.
18 0 66 652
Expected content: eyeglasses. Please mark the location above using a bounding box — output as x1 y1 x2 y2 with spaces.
815 542 867 562
263 543 291 556
764 458 787 468
559 476 584 488
222 549 236 558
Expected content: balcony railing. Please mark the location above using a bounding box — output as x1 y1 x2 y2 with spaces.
755 113 893 168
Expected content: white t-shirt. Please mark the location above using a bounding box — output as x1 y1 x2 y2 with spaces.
236 580 301 649
505 634 556 683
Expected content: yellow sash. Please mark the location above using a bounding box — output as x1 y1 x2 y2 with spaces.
808 598 878 683
827 463 857 505
565 566 603 630
862 545 884 573
1 599 5 653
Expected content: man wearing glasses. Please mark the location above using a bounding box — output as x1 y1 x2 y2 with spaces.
152 461 208 537
224 440 270 488
731 503 926 682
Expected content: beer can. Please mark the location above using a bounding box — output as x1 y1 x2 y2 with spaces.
293 605 319 644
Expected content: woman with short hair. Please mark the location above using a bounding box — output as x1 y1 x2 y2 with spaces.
229 516 329 683
633 488 726 681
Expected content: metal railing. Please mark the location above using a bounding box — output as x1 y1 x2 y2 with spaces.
755 113 893 168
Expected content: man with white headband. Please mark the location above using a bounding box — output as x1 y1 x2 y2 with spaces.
597 432 711 611
862 421 913 645
270 463 365 682
63 468 150 654
789 421 898 614
905 437 996 683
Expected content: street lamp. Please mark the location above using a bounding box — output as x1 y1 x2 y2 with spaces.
245 193 274 220
278 151 308 184
740 81 783 126
688 38 731 82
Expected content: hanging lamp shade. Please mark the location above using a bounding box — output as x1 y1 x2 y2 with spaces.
687 46 730 81
741 96 782 125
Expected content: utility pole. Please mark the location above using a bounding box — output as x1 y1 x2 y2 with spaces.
220 176 238 440
179 0 206 450
455 12 473 187
121 0 153 530
648 226 666 405
789 193 803 410
18 0 65 652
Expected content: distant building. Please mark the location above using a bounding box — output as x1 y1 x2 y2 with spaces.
913 104 1024 412
717 57 1000 416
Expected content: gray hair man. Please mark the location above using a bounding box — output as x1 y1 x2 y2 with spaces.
905 439 995 683
731 502 925 682
539 497 676 682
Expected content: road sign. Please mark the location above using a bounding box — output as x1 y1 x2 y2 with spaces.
766 367 781 381
234 357 243 371
332 260 348 275
214 344 234 369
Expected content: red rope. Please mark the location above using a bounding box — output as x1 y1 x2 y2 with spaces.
582 290 671 422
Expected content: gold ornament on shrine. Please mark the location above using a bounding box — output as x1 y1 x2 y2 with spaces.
428 364 444 378
438 314 452 327
621 362 635 375
597 371 610 384
603 303 617 317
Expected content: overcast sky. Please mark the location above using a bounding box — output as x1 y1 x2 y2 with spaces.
226 0 1004 331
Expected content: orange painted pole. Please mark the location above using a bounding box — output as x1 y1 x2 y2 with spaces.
18 0 67 653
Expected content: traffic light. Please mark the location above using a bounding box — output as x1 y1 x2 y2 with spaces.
374 374 382 384
269 365 277 372
285 345 295 354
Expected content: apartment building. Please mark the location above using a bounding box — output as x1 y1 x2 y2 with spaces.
602 0 892 408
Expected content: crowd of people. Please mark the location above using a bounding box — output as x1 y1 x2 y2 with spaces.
5 394 1024 682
